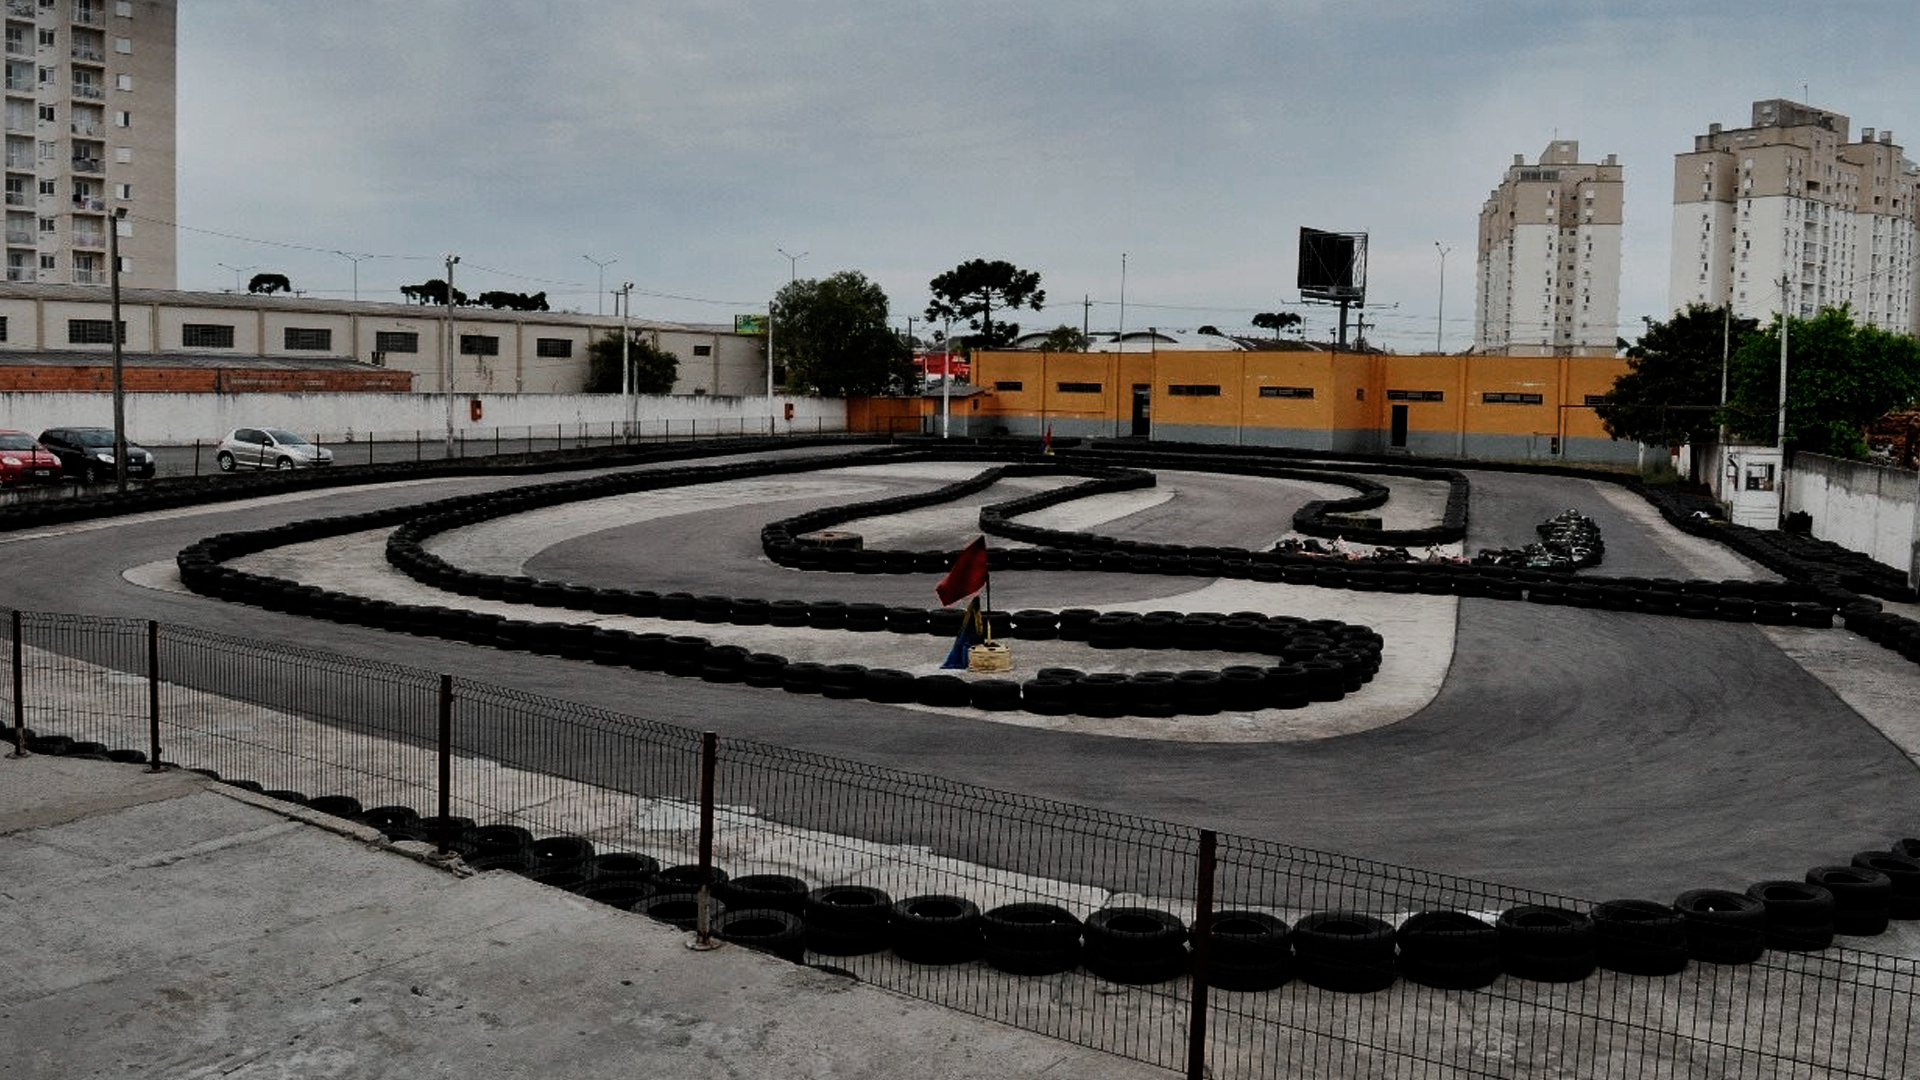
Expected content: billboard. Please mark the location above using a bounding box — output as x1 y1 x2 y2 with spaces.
734 314 769 334
1297 228 1368 304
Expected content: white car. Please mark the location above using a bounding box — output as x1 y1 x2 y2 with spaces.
215 427 333 471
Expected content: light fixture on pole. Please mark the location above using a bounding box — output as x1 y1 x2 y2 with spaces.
777 247 807 283
1434 242 1452 354
336 251 373 302
443 254 459 457
941 317 952 439
582 254 617 316
618 282 635 435
109 207 127 491
770 249 805 432
216 262 256 293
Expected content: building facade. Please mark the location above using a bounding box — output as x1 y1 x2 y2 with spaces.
1474 140 1624 357
0 283 771 396
3 0 174 290
1668 99 1919 333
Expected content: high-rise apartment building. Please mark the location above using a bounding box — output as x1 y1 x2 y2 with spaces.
1668 99 1918 333
1474 140 1623 357
3 0 173 289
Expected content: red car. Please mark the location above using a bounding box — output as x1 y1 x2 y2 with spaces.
0 429 62 486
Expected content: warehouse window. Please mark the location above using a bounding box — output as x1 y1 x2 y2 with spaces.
692 344 712 357
375 331 419 354
1166 384 1221 396
1584 394 1609 406
284 327 332 351
1482 392 1543 405
68 318 123 345
1258 386 1315 399
993 380 1024 391
535 337 572 358
181 323 235 349
1056 381 1102 393
1386 389 1445 402
459 334 499 356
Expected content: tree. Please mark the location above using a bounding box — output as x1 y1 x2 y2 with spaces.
585 333 679 394
476 290 551 311
248 272 291 295
1594 303 1757 450
1722 306 1920 459
1040 324 1089 352
773 270 912 396
400 279 468 306
1250 311 1302 339
925 259 1045 350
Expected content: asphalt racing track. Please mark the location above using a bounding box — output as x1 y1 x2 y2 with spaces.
10 442 1920 906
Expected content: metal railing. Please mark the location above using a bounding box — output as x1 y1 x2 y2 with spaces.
4 606 1917 1079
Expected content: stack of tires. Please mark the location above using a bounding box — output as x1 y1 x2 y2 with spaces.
1495 905 1596 982
1292 912 1396 992
1395 911 1499 990
1081 907 1189 985
981 903 1082 976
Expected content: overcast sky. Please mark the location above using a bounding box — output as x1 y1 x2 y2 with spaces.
176 1 1920 353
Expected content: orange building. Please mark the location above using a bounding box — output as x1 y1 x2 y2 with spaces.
906 349 1637 466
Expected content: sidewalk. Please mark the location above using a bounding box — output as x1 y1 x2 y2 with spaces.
0 753 1173 1080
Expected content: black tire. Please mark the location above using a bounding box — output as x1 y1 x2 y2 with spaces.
1293 911 1396 966
804 885 893 932
653 864 729 895
528 834 595 869
1084 948 1190 985
353 805 420 836
1203 910 1292 967
216 451 236 472
1590 899 1688 976
575 879 657 909
587 852 660 881
1296 953 1396 993
631 894 723 932
806 923 891 957
888 894 983 965
1807 865 1892 937
714 908 808 962
1672 888 1767 965
913 674 973 707
464 823 534 856
304 794 363 818
1745 880 1836 951
1497 905 1596 982
982 902 1083 952
1852 851 1920 919
526 865 597 892
984 942 1080 977
1083 906 1187 954
1396 910 1497 964
716 873 810 914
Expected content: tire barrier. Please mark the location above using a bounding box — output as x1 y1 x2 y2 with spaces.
713 908 808 962
1806 865 1893 937
804 885 894 957
1745 880 1836 952
981 903 1082 977
1082 907 1190 985
1203 910 1293 992
1671 889 1768 965
1495 905 1597 983
888 895 985 965
1589 899 1689 977
1291 912 1397 993
1394 911 1499 991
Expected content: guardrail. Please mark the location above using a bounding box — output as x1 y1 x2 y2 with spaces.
5 603 1917 1079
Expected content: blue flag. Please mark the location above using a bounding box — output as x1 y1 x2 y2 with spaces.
941 597 985 670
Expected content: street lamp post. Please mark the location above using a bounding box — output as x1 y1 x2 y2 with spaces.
1434 242 1452 354
217 262 256 293
771 249 806 432
109 208 127 491
336 251 373 302
618 282 635 435
582 254 617 316
443 254 459 457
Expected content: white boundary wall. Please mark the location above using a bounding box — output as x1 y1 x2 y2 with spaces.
0 392 847 444
1786 452 1920 588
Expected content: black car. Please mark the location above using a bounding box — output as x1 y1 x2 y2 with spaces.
37 427 158 483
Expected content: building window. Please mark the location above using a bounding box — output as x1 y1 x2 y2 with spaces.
114 73 130 91
1258 386 1315 399
459 334 499 356
37 29 54 46
691 344 712 357
534 337 571 358
36 104 54 122
37 216 53 233
993 380 1023 391
182 323 235 349
38 253 54 270
1166 384 1221 396
1482 392 1543 405
1056 381 1102 393
1386 389 1445 402
112 110 128 127
112 182 129 199
113 37 130 54
284 327 332 351
68 318 123 344
0 316 7 341
374 331 418 354
37 179 53 196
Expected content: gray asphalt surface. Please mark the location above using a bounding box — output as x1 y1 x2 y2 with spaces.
6 449 1919 907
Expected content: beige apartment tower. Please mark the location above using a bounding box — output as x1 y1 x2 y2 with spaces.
1474 141 1624 357
1669 99 1919 333
4 0 174 289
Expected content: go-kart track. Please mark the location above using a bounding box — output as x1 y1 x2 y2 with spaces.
9 439 1918 910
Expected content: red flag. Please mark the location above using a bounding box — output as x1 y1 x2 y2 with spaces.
1042 424 1053 455
935 536 989 606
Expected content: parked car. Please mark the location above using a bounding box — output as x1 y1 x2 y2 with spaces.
215 427 334 471
0 429 63 486
37 426 158 483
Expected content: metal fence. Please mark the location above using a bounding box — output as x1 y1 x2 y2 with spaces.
5 606 1917 1080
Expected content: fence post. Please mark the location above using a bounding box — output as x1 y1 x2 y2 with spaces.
147 620 161 771
1186 829 1217 1080
438 674 454 856
696 730 718 948
10 609 22 754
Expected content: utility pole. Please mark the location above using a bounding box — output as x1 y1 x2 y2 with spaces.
443 254 459 457
1434 242 1451 354
582 254 617 315
1777 274 1789 449
109 208 127 491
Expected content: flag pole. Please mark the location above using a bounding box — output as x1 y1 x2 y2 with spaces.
983 573 994 643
